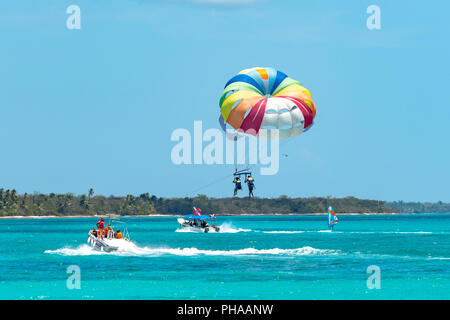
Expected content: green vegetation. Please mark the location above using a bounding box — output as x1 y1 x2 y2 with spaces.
0 188 404 216
386 201 450 213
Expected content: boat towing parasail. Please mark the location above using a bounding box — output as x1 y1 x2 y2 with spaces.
88 215 130 252
177 207 220 233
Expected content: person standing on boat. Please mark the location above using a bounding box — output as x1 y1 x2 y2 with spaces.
96 217 105 239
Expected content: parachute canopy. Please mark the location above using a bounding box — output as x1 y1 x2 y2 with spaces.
219 67 316 140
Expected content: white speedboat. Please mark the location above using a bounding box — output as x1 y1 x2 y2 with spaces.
87 217 130 252
177 207 220 233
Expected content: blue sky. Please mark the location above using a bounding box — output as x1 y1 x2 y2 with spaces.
0 0 449 201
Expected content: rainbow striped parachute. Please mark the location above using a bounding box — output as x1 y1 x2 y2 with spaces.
219 67 316 140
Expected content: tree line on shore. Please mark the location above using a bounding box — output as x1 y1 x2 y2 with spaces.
0 188 410 216
385 201 450 214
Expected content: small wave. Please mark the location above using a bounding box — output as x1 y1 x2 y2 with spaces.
220 222 252 233
45 245 105 256
383 231 432 234
263 231 305 234
309 231 433 235
45 244 337 257
344 231 433 235
175 228 204 233
344 251 450 261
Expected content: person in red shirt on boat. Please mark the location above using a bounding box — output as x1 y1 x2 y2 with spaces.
96 218 105 239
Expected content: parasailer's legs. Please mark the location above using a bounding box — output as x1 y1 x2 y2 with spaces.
233 178 242 196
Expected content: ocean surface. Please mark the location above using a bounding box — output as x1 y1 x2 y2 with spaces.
0 214 449 299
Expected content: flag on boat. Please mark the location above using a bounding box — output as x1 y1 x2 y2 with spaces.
193 207 202 216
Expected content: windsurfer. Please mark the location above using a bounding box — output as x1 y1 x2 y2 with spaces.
328 206 338 230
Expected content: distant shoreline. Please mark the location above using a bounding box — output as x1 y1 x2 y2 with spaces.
0 212 410 219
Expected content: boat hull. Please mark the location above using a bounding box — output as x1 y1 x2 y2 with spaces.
87 233 118 252
177 218 220 233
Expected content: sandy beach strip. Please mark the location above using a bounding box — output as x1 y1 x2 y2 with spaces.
0 212 403 219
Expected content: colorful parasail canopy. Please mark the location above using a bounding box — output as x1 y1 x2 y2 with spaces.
219 67 316 140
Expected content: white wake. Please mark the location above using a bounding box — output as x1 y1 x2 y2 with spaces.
175 222 252 234
45 244 337 257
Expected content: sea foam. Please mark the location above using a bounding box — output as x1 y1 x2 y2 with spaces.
45 243 337 257
175 222 251 234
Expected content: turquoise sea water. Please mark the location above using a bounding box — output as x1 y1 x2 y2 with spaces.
0 214 449 300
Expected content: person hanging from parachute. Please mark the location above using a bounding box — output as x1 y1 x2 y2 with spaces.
233 175 242 196
245 174 255 199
